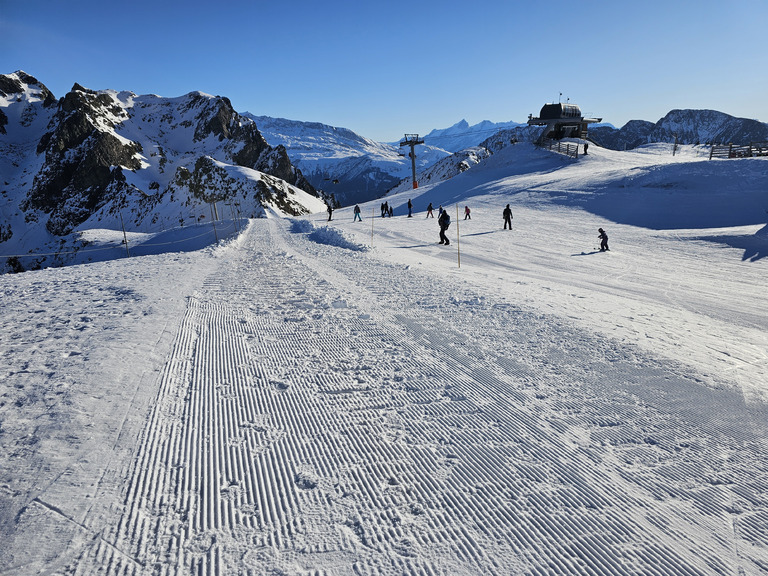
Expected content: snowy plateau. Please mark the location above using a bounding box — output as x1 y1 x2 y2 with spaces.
1 124 768 575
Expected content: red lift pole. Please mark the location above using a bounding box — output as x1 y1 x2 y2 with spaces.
400 134 424 189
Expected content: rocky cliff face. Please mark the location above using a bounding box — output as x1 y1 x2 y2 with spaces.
0 71 324 272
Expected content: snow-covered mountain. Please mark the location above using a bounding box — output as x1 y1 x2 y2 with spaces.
421 118 525 152
0 71 324 273
590 109 768 150
244 114 451 205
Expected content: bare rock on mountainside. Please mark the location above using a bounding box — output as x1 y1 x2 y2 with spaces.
0 71 324 272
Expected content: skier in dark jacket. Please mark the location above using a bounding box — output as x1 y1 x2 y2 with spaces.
407 199 413 217
426 202 434 218
598 228 609 251
438 209 451 245
503 204 513 230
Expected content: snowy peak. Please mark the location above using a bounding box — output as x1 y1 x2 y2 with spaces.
0 70 56 108
424 119 525 153
0 72 324 273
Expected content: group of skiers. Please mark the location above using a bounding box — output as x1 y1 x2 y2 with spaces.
348 200 609 250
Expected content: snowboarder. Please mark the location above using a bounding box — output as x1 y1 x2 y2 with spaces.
464 205 471 220
598 228 609 251
353 204 362 222
584 142 589 155
327 204 333 221
503 204 513 230
438 209 451 245
380 202 386 218
383 201 389 217
388 204 394 218
407 199 413 217
426 203 434 218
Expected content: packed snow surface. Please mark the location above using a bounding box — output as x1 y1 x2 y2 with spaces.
1 143 767 575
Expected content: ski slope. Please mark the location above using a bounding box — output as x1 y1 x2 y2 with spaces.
1 143 767 575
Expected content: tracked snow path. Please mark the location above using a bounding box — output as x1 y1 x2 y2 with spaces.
68 219 768 575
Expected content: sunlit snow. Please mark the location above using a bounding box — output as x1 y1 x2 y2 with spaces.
1 142 767 575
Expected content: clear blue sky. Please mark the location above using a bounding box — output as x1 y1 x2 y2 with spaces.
2 0 766 142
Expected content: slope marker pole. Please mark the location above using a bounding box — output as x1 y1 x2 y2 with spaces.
456 204 461 269
210 203 219 243
119 210 130 258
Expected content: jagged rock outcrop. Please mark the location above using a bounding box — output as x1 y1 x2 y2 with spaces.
0 71 56 106
23 84 143 234
11 76 319 237
0 71 325 273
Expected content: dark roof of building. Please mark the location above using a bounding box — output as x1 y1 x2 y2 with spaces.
539 103 582 120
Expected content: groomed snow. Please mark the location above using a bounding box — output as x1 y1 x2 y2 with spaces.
1 143 767 575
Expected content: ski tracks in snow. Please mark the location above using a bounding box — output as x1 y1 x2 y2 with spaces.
69 219 768 575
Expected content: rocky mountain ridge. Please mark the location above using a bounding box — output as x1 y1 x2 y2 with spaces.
1 71 324 272
590 109 768 150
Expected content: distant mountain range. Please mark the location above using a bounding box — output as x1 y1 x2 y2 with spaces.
2 70 766 273
589 109 768 150
250 110 768 203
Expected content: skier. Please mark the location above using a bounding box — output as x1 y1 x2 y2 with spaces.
388 204 394 218
380 202 386 218
438 208 451 245
353 204 362 222
584 142 589 155
503 204 513 230
426 202 434 218
327 204 333 221
407 199 413 217
598 228 609 251
464 205 471 220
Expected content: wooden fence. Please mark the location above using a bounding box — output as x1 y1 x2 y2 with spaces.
539 139 580 159
709 142 768 159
